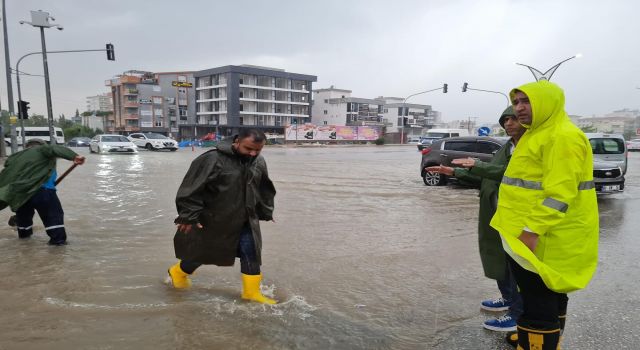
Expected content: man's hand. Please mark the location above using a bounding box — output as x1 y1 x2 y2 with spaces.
73 155 86 165
451 157 476 168
518 230 539 252
425 165 454 176
176 223 203 234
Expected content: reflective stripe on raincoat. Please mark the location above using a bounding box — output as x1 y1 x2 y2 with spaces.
489 80 599 293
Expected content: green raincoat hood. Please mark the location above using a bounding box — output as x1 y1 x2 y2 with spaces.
510 80 569 130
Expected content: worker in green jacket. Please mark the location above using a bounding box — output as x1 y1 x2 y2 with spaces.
0 139 85 245
426 106 526 333
490 81 598 349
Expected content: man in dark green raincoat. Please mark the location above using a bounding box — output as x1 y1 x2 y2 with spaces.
167 128 278 304
426 107 526 332
0 139 85 245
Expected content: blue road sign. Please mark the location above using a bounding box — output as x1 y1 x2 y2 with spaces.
478 127 491 136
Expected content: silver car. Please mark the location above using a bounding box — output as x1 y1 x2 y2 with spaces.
585 133 627 193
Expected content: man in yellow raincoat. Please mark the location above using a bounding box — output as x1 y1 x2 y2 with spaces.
490 80 598 349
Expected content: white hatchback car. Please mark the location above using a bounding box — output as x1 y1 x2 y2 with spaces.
128 133 178 151
89 134 138 154
626 138 640 152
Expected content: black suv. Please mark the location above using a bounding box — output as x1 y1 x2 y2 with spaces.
419 136 508 186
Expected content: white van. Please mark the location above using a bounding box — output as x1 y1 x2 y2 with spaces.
417 128 471 150
424 128 470 139
585 133 627 193
5 127 65 147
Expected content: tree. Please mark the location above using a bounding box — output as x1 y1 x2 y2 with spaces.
580 125 597 133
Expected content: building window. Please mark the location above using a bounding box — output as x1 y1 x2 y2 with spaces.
324 110 327 115
239 91 244 98
239 104 243 112
154 120 163 127
323 121 328 125
239 117 244 125
324 99 328 103
239 78 244 84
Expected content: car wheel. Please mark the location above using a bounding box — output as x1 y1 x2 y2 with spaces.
170 148 177 152
89 146 96 153
423 170 447 186
145 143 153 151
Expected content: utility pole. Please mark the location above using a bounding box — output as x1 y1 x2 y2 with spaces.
2 0 16 155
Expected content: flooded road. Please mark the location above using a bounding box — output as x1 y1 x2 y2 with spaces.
0 146 639 349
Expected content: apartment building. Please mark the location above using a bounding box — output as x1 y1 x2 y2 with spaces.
312 87 440 141
312 87 385 127
192 65 317 138
86 93 113 113
378 97 435 139
106 70 195 136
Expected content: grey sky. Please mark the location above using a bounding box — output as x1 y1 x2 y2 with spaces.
2 0 639 124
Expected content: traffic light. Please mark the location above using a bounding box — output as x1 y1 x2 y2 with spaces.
106 43 115 61
17 100 30 119
462 82 468 92
443 83 448 93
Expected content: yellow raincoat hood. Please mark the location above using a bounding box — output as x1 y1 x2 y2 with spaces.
490 81 599 293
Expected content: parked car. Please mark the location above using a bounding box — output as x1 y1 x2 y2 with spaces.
128 133 178 151
89 134 138 154
586 133 627 193
417 137 440 151
67 137 92 147
626 138 640 152
407 136 422 144
419 136 507 186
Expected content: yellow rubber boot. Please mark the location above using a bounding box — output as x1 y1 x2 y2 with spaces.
241 273 276 304
168 261 192 289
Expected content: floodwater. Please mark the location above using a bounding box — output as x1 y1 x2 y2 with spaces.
0 146 639 349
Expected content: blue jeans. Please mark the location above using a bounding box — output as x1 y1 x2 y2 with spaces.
180 223 260 275
497 258 523 319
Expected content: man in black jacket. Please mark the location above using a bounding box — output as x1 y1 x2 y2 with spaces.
166 129 277 304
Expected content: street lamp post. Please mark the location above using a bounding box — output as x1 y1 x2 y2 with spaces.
516 53 582 82
14 47 115 146
20 10 63 145
461 82 510 107
401 84 447 144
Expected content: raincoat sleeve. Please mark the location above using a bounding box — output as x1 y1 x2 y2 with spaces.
174 152 220 224
467 160 507 182
524 134 586 235
41 145 79 161
453 168 481 185
255 160 276 221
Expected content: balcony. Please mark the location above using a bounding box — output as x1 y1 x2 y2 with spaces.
124 114 139 119
123 89 138 95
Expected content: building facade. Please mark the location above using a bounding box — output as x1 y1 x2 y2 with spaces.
312 87 440 140
86 93 113 113
106 70 195 136
191 65 317 139
378 96 435 139
312 87 385 127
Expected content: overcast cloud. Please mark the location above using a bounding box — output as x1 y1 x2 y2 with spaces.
2 0 639 124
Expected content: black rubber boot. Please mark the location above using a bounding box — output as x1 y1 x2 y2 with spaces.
505 331 518 348
515 318 560 350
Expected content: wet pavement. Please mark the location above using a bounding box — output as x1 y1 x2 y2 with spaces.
0 145 638 349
